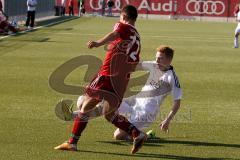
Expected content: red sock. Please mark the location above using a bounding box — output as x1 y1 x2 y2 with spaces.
69 112 88 144
111 114 140 138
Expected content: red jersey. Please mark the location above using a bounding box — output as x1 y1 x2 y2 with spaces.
0 0 2 12
234 5 239 15
99 22 141 76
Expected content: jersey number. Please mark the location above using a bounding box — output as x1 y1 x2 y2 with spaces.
127 35 140 61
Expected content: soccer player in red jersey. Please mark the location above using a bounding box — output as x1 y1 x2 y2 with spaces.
0 12 18 34
54 5 147 154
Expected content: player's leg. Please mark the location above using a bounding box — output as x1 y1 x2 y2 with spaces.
54 95 100 151
30 11 35 28
103 102 147 154
113 101 133 140
75 93 136 119
55 94 106 121
69 96 100 142
25 11 31 28
72 95 104 119
116 98 158 141
114 122 156 140
79 6 82 17
234 27 240 48
0 21 7 34
60 6 63 16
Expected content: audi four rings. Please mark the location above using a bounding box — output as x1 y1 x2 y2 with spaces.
186 0 225 15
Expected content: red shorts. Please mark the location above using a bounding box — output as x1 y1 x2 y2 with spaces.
85 74 125 105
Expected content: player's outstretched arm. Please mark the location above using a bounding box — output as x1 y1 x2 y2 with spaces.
159 99 180 132
87 31 120 49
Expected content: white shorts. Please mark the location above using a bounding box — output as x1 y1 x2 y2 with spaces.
118 97 160 131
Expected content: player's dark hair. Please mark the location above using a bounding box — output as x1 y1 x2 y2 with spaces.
157 45 174 59
121 5 138 21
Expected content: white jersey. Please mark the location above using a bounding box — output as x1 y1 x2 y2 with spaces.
235 11 240 32
237 11 240 22
234 11 240 48
27 0 37 11
139 61 181 100
118 61 182 130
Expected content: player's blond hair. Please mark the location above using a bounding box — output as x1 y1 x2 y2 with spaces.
156 45 174 59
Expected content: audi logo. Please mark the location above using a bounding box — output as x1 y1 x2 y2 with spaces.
90 0 129 11
186 0 225 15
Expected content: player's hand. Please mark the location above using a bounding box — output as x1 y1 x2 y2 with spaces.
159 119 170 133
87 41 99 49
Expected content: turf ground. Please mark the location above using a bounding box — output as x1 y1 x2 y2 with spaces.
0 16 240 160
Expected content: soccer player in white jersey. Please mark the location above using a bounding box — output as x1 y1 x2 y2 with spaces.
56 45 182 140
113 45 182 140
234 4 240 48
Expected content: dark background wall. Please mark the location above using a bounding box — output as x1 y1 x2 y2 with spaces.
3 0 55 18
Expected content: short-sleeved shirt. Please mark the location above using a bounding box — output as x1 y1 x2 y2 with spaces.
27 0 37 11
140 61 182 101
86 22 141 102
118 61 182 129
99 22 141 76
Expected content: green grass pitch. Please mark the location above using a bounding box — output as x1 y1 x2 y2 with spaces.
0 17 240 160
